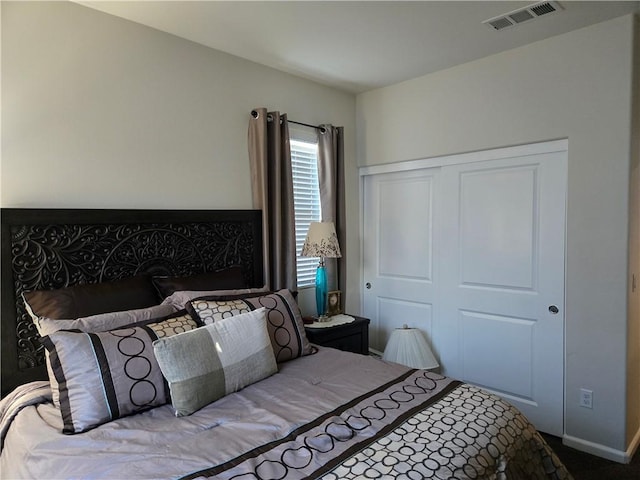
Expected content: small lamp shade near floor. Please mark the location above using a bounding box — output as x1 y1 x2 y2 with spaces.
382 324 439 370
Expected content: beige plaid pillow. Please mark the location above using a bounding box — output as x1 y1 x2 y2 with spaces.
153 308 277 416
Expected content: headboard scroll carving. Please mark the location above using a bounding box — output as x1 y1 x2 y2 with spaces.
1 209 263 396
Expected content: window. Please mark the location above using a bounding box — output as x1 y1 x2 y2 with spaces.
290 128 321 287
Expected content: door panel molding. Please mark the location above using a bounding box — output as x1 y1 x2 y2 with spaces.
458 165 539 291
460 309 535 399
378 175 434 281
372 296 434 353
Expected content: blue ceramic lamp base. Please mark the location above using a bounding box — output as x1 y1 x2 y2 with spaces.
315 262 328 320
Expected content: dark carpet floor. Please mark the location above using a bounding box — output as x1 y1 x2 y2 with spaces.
541 434 640 480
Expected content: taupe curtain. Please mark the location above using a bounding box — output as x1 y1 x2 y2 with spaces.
318 125 346 296
248 108 297 291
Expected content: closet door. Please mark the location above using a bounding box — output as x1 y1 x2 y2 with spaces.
438 151 566 436
362 142 567 435
362 168 440 353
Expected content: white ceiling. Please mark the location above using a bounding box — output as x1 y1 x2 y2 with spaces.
77 1 640 93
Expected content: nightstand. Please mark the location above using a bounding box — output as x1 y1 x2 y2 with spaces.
305 315 370 355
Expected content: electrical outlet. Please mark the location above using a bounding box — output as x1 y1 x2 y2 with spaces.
579 388 593 408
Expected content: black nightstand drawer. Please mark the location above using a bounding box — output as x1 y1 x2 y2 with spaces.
305 316 369 355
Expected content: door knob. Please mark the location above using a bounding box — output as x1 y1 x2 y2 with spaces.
548 305 559 314
366 282 372 289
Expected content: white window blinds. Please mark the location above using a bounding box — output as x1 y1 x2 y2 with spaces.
291 134 321 287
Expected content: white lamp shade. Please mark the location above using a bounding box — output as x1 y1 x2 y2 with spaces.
382 326 439 370
301 222 341 258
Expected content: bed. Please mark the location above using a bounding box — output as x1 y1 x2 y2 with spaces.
0 208 572 479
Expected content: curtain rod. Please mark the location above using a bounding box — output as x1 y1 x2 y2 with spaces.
251 110 326 133
287 119 326 133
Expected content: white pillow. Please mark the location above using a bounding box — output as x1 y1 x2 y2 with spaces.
34 304 177 336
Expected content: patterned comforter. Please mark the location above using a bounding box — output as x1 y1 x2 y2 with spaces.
0 348 571 479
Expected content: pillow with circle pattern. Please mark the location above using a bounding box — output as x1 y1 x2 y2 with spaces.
40 310 198 434
186 289 311 363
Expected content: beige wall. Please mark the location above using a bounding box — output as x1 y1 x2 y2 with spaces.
628 14 640 450
357 15 636 456
1 1 359 315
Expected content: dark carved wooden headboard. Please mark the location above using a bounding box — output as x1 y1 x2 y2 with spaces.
1 209 263 396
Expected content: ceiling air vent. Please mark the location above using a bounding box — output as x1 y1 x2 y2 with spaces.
483 1 563 31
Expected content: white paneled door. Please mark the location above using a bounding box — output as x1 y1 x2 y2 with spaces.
362 142 567 435
363 168 440 353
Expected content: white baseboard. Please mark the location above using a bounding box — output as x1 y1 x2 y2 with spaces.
368 347 383 358
563 430 640 464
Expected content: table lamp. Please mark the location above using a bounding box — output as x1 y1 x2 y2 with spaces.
382 324 439 370
301 222 341 320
